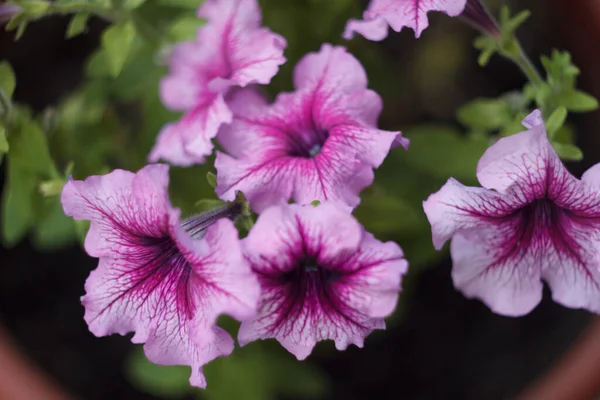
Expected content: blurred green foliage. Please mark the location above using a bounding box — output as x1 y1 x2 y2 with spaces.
1 0 599 397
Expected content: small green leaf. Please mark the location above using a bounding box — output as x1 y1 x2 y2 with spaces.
19 0 50 18
15 20 28 40
156 0 202 8
206 171 217 188
552 142 583 161
2 165 36 247
354 195 421 235
195 198 225 211
0 61 16 99
545 106 567 138
457 98 512 131
310 200 321 206
558 90 599 112
123 0 147 9
167 16 205 42
0 126 8 154
9 118 54 175
402 125 490 184
66 12 89 38
125 347 192 398
33 197 76 250
101 21 136 77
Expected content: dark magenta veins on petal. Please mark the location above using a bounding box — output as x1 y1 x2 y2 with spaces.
104 234 195 320
499 199 583 263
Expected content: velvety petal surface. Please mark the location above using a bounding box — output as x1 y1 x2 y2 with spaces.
424 110 600 316
216 45 405 211
62 164 259 387
152 0 286 166
343 0 468 40
239 203 406 359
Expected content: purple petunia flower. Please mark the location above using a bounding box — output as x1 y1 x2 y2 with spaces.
61 164 259 388
238 203 408 359
343 0 467 41
423 110 600 317
149 0 287 166
215 44 408 212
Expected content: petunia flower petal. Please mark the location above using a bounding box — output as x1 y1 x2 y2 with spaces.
216 45 404 211
152 0 286 167
239 203 407 359
343 0 468 40
62 164 259 388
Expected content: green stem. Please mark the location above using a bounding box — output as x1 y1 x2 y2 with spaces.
510 45 544 89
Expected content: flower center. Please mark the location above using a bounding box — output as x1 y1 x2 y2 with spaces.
181 202 242 239
286 129 329 158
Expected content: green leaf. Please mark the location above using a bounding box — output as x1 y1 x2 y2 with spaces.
101 21 136 77
2 165 36 246
457 98 512 131
195 198 225 211
545 106 567 138
354 195 421 236
66 12 90 38
19 0 50 18
0 61 16 99
167 16 205 42
33 197 76 250
0 125 8 154
125 347 192 398
9 117 54 175
206 171 217 188
156 0 202 8
204 343 329 400
558 90 599 112
552 142 583 161
402 125 489 184
123 0 147 9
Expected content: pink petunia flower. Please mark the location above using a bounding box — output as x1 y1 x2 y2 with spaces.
149 0 287 166
423 110 600 317
61 164 259 388
238 203 408 359
215 43 408 212
343 0 468 41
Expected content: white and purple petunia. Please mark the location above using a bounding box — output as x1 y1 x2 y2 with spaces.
149 0 287 166
343 0 467 41
423 110 600 317
215 43 408 212
238 203 407 359
61 164 259 388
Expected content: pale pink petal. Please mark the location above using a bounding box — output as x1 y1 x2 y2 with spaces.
450 228 544 316
148 123 203 167
149 96 232 166
160 41 218 112
581 163 600 186
198 0 286 91
61 165 172 257
216 64 402 210
343 0 467 40
217 87 270 158
476 110 569 195
422 177 523 249
343 16 390 41
63 165 259 388
215 149 373 213
198 0 261 29
333 232 407 318
239 203 405 359
293 44 367 93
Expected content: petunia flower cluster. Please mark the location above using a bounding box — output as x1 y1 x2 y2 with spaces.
62 0 412 389
60 0 600 390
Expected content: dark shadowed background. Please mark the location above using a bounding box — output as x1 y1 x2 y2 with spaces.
2 0 600 399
